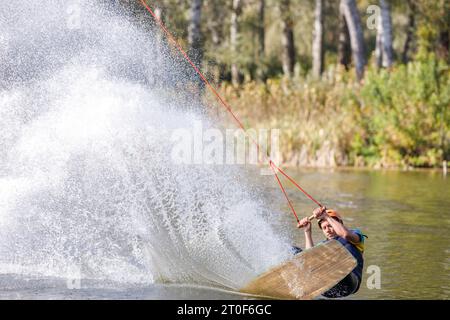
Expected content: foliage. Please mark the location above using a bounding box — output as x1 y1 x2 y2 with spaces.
129 0 449 168
216 56 449 168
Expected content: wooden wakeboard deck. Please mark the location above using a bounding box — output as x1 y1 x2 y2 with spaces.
240 239 357 300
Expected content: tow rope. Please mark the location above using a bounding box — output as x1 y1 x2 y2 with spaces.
140 0 323 223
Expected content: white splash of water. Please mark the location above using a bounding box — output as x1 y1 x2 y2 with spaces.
0 0 291 289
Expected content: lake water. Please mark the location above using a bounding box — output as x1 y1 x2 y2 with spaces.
1 0 448 301
285 168 450 299
1 168 447 300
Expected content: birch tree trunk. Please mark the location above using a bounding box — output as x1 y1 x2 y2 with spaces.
231 0 243 85
188 0 203 68
280 0 295 78
436 1 449 61
207 0 222 47
340 0 366 80
375 15 383 68
256 0 266 81
154 7 164 47
206 0 225 83
402 0 416 64
375 0 394 68
338 3 351 70
154 6 164 71
437 29 449 61
257 0 265 59
312 0 324 78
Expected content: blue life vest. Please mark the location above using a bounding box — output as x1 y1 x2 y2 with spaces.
333 236 364 282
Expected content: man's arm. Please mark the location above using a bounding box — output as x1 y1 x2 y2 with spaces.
297 217 314 249
314 207 361 244
304 228 314 249
325 216 360 243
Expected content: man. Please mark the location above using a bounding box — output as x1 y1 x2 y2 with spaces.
296 207 367 298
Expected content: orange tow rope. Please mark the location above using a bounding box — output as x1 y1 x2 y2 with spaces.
140 0 323 223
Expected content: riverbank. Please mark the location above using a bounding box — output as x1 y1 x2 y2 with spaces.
209 57 449 169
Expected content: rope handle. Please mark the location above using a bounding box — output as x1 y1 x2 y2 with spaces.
307 206 328 221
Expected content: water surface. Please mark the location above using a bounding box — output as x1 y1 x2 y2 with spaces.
1 168 447 300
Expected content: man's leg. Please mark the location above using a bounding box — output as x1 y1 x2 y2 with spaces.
291 246 303 255
321 272 360 298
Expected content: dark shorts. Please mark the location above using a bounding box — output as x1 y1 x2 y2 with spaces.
321 271 360 298
291 246 303 255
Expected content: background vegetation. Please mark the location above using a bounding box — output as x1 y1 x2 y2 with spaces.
120 0 449 168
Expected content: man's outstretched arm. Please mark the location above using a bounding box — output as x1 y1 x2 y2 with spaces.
314 207 361 243
297 217 314 249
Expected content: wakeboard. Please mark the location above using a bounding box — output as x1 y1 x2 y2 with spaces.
239 239 357 300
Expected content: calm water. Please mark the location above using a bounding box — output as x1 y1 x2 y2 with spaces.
1 168 448 300
285 168 450 300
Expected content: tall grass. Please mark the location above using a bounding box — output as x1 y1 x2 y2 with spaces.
210 56 449 168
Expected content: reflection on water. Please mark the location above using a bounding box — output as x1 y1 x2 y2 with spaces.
283 168 450 299
0 274 247 300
